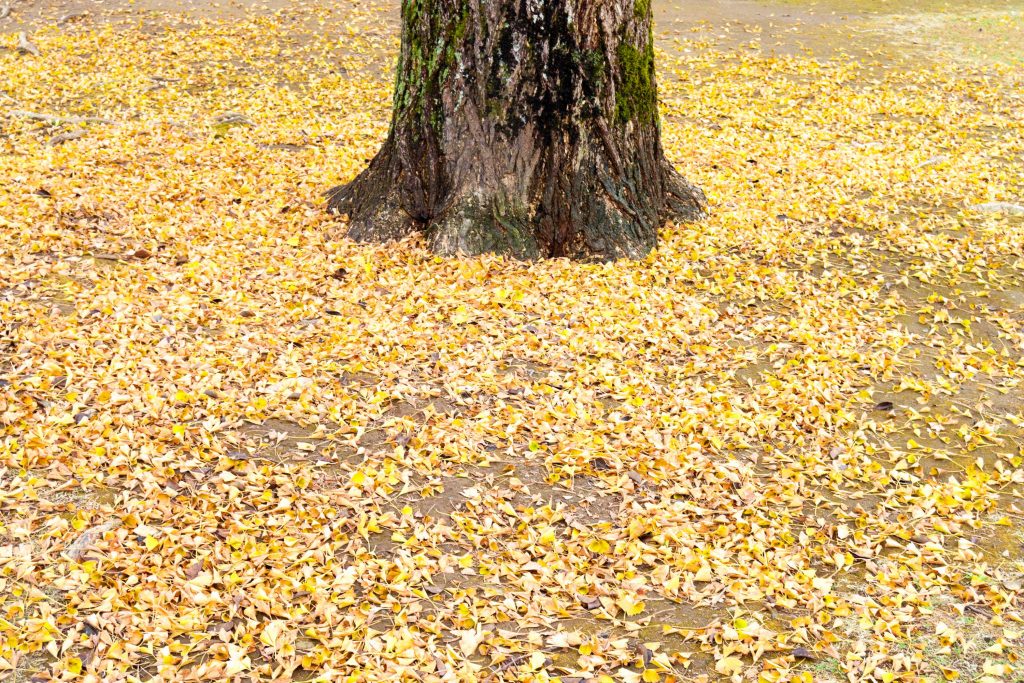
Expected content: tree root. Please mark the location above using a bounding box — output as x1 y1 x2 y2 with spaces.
426 192 540 260
326 173 416 243
326 157 706 258
661 161 708 223
324 180 355 216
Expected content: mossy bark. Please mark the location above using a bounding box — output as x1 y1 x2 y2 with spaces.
327 0 706 260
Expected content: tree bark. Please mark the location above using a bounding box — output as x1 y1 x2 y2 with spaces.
327 0 706 260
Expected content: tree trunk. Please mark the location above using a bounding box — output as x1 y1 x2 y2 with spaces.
327 0 706 261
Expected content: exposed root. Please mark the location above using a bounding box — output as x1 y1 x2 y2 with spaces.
326 157 705 258
426 192 540 260
661 161 708 223
325 180 355 216
348 195 416 243
326 164 416 243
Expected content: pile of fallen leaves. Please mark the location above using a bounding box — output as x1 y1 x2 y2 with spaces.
1 2 1023 681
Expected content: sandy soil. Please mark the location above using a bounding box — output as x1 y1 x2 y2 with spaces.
4 0 1022 63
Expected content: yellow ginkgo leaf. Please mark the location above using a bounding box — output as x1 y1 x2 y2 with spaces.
716 656 744 676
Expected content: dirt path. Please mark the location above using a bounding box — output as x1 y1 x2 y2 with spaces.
5 0 1021 63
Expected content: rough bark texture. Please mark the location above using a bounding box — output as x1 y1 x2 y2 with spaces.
327 0 706 260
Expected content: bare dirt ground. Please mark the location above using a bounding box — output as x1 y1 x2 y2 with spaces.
3 0 1020 64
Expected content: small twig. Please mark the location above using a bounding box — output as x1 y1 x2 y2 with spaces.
212 112 254 126
972 201 1024 216
57 10 88 25
0 4 12 20
63 518 121 561
17 32 40 57
7 109 119 125
49 129 88 145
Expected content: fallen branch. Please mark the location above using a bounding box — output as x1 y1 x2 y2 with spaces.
7 109 119 125
973 201 1024 215
57 10 88 25
63 518 121 561
49 129 88 145
17 32 40 56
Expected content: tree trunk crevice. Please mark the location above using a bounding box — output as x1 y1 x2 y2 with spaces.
327 0 706 260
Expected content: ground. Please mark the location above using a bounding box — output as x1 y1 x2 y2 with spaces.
1 0 1023 682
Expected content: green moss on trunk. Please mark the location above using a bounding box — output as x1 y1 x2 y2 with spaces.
395 0 471 133
615 36 656 124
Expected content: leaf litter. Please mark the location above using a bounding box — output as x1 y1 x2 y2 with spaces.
1 0 1024 681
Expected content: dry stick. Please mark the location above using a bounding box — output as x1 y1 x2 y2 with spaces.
57 10 88 24
7 109 120 125
16 32 40 56
49 129 88 145
973 201 1024 215
63 518 121 561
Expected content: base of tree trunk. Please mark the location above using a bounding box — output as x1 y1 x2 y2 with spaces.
328 153 705 261
326 0 707 261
